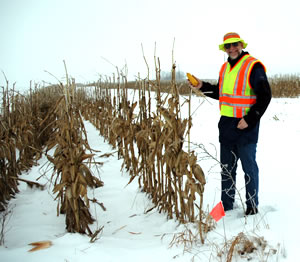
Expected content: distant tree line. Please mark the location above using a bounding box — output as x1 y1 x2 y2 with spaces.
160 70 186 81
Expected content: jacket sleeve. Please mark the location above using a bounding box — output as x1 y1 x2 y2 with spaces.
200 80 220 100
243 63 272 128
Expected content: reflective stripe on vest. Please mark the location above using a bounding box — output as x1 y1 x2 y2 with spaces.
219 55 264 118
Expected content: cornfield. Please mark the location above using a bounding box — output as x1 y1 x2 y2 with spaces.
0 64 207 242
90 73 300 98
1 64 299 243
269 74 300 97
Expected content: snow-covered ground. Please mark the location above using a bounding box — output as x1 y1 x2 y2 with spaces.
1 92 299 262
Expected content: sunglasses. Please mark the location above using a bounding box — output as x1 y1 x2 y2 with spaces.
224 42 240 49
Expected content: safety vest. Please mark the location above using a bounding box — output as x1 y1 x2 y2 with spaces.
219 54 266 118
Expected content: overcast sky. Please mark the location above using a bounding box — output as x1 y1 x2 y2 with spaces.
1 0 300 90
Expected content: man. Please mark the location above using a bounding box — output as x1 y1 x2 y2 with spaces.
188 32 271 216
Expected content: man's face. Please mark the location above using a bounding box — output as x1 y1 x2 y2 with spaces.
224 41 243 60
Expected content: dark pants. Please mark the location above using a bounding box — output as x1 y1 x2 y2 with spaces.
220 143 259 211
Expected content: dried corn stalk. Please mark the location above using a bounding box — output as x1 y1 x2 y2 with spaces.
80 63 206 243
46 79 103 234
0 82 54 212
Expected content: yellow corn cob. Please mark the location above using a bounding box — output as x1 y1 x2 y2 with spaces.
186 73 199 87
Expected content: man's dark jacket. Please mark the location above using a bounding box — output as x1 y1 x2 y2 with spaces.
201 51 272 145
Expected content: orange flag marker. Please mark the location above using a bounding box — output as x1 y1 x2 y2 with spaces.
209 201 225 222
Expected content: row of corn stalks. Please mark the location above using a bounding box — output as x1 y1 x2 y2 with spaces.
0 77 54 212
80 64 207 243
43 75 104 235
1 72 103 236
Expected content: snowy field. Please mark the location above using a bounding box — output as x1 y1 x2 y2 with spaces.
0 92 299 262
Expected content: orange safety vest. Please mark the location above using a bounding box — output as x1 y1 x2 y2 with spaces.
219 54 266 118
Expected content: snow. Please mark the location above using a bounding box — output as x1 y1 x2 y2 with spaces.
1 92 299 261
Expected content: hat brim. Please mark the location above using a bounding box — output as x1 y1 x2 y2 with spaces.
219 38 248 52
